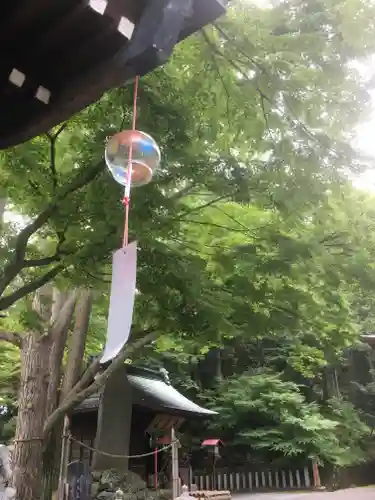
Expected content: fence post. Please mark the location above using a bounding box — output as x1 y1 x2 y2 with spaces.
248 472 252 490
268 471 272 489
289 470 294 488
261 471 266 488
57 415 71 500
296 469 301 488
275 471 279 489
171 427 179 500
312 459 321 489
281 470 286 489
303 466 311 488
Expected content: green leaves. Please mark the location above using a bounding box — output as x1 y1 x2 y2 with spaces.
204 371 370 465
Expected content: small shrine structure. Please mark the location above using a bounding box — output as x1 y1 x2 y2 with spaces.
70 365 216 482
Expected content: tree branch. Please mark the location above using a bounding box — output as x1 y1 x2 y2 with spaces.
177 193 234 219
23 228 68 268
202 29 275 110
0 159 105 298
46 134 58 193
45 291 78 419
208 25 346 161
174 218 249 233
65 357 102 401
46 123 68 199
213 23 266 76
80 268 111 284
23 255 61 268
168 182 198 202
43 329 159 435
0 330 22 348
0 264 64 311
61 290 93 398
201 30 231 123
212 204 255 232
52 123 67 140
46 123 67 142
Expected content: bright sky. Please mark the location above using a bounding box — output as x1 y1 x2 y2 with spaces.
355 106 375 190
250 0 375 192
352 55 375 191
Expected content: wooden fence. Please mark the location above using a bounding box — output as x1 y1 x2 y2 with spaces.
192 464 314 492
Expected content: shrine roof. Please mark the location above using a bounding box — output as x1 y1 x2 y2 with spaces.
362 334 375 347
75 365 217 417
202 439 222 446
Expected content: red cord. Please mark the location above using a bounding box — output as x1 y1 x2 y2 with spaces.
122 75 140 247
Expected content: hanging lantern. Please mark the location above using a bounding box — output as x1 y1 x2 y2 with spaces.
105 130 161 187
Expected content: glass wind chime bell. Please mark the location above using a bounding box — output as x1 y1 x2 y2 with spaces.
105 130 161 187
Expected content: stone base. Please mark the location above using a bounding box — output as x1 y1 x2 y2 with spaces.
189 491 231 500
91 469 172 500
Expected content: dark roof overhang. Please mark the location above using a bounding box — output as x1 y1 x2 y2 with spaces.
0 0 225 149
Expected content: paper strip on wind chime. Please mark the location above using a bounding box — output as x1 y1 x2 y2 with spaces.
100 241 137 364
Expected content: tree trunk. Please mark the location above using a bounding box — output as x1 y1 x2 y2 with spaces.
215 348 223 381
41 290 77 500
12 333 51 500
46 290 91 500
0 198 6 223
322 366 339 401
62 290 92 397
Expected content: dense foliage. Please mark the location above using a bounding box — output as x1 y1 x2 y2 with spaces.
1 0 375 489
205 373 369 466
144 191 375 467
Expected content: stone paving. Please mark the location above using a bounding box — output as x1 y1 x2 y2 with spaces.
233 487 375 500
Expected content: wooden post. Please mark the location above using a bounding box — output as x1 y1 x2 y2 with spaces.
154 447 158 489
57 415 71 500
171 427 179 500
93 368 132 470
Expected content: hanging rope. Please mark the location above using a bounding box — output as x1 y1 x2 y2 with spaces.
12 437 44 442
122 75 140 247
70 436 175 459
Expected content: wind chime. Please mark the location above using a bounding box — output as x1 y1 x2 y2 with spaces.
58 78 159 500
100 76 161 364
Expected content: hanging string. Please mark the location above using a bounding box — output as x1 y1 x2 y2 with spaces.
70 436 176 459
122 75 140 247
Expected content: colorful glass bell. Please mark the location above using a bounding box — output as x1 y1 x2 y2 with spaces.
105 130 161 187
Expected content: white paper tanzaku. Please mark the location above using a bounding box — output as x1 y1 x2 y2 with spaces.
100 241 137 364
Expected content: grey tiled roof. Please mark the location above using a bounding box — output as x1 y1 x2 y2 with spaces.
75 369 216 417
75 393 100 412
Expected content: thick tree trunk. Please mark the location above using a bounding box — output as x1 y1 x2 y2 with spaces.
46 290 91 500
41 290 77 500
12 333 51 500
